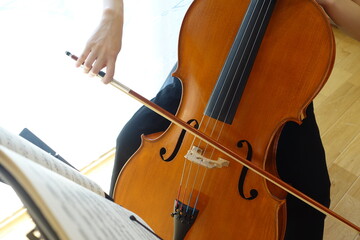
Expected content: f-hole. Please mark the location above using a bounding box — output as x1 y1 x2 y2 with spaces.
160 119 199 162
237 140 258 200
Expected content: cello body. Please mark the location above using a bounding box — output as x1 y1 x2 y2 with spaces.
113 0 335 239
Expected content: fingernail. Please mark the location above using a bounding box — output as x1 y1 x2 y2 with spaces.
83 67 90 74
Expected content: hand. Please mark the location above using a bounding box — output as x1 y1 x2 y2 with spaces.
76 9 123 84
314 0 360 41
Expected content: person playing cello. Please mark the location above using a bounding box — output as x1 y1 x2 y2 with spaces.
75 0 360 239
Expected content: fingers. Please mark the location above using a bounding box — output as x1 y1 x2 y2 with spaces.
76 45 99 74
102 60 115 84
76 51 115 84
75 41 118 84
83 51 98 74
89 58 116 84
76 47 95 76
76 47 91 69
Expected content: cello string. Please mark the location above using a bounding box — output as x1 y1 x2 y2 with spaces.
199 0 271 166
186 163 201 212
192 168 209 214
198 0 262 156
184 118 217 210
179 158 195 210
175 155 191 208
184 0 268 210
194 0 265 152
220 0 272 128
191 0 270 208
202 0 262 127
210 0 269 130
204 0 264 127
200 0 272 168
177 115 206 208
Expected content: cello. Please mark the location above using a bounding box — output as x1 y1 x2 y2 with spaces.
112 0 335 239
67 0 360 239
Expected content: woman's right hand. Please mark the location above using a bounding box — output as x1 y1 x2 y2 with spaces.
76 5 124 84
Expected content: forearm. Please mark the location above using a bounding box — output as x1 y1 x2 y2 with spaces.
102 0 124 38
319 0 360 41
103 0 124 18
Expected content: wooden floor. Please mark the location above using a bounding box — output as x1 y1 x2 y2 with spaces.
315 27 360 240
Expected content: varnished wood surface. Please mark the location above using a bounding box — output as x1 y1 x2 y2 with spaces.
315 27 360 240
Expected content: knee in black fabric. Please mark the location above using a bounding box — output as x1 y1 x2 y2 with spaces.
284 195 327 240
276 103 330 239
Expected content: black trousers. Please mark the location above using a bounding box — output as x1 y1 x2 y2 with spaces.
110 68 331 240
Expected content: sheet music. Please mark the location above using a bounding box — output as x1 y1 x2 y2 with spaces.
0 127 104 197
0 147 157 240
